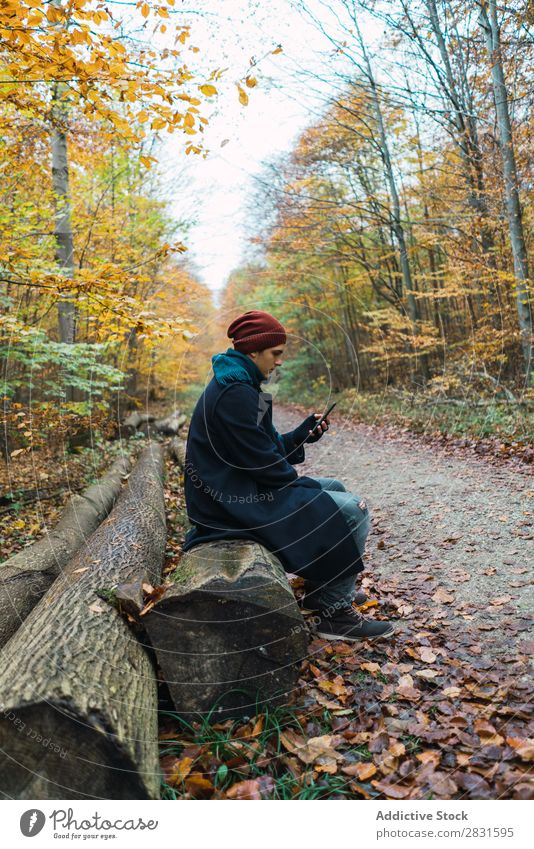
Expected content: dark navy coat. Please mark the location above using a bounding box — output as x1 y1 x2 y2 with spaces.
182 368 364 584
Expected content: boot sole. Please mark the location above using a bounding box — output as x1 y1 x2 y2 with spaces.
315 624 396 642
302 601 370 614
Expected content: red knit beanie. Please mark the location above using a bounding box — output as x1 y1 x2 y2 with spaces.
227 310 286 354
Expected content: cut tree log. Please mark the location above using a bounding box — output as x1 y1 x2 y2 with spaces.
120 411 157 438
0 443 166 800
122 411 156 429
168 436 186 468
0 453 132 648
118 409 186 440
154 409 186 435
143 540 308 721
122 410 143 430
137 421 160 438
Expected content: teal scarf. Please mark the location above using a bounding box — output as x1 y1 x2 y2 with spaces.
211 348 266 390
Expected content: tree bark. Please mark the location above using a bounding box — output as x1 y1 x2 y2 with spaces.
50 0 77 406
143 540 308 721
424 0 496 256
0 443 166 800
479 0 532 383
51 87 76 346
352 14 429 383
168 436 187 468
0 454 131 648
154 410 187 436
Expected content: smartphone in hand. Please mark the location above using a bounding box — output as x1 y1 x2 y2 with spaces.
310 401 337 433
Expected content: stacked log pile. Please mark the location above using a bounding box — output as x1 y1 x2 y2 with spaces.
120 409 187 439
0 444 166 800
0 454 131 648
0 402 310 799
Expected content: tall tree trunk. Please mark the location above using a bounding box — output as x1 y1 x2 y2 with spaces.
351 21 418 319
424 0 496 262
370 85 418 326
51 86 76 346
409 87 446 337
51 1 77 406
353 17 429 383
334 262 360 386
479 1 532 383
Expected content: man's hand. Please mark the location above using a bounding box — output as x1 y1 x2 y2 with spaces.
306 412 330 443
293 412 332 446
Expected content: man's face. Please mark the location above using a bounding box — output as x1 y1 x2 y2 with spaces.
247 345 285 379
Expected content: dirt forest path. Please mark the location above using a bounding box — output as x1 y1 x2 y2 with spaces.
275 405 533 668
159 404 534 799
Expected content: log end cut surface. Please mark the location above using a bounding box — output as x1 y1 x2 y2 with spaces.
0 704 158 800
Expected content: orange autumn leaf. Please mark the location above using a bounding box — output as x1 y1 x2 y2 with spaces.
200 84 217 96
416 750 441 767
371 780 410 799
185 773 214 798
168 756 194 786
341 762 377 781
226 779 262 800
360 661 381 674
237 85 249 106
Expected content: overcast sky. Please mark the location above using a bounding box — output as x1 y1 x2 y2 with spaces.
157 0 377 296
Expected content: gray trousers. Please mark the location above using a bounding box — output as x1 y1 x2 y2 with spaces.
303 477 370 611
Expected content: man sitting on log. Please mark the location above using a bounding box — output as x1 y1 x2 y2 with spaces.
182 309 394 642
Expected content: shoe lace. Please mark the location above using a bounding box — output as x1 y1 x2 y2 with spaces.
321 605 364 625
346 607 364 624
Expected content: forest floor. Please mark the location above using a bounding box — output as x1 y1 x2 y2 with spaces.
1 401 532 800
158 403 533 801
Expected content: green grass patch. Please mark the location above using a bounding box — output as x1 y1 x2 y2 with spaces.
402 734 422 754
157 699 368 799
277 383 533 447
